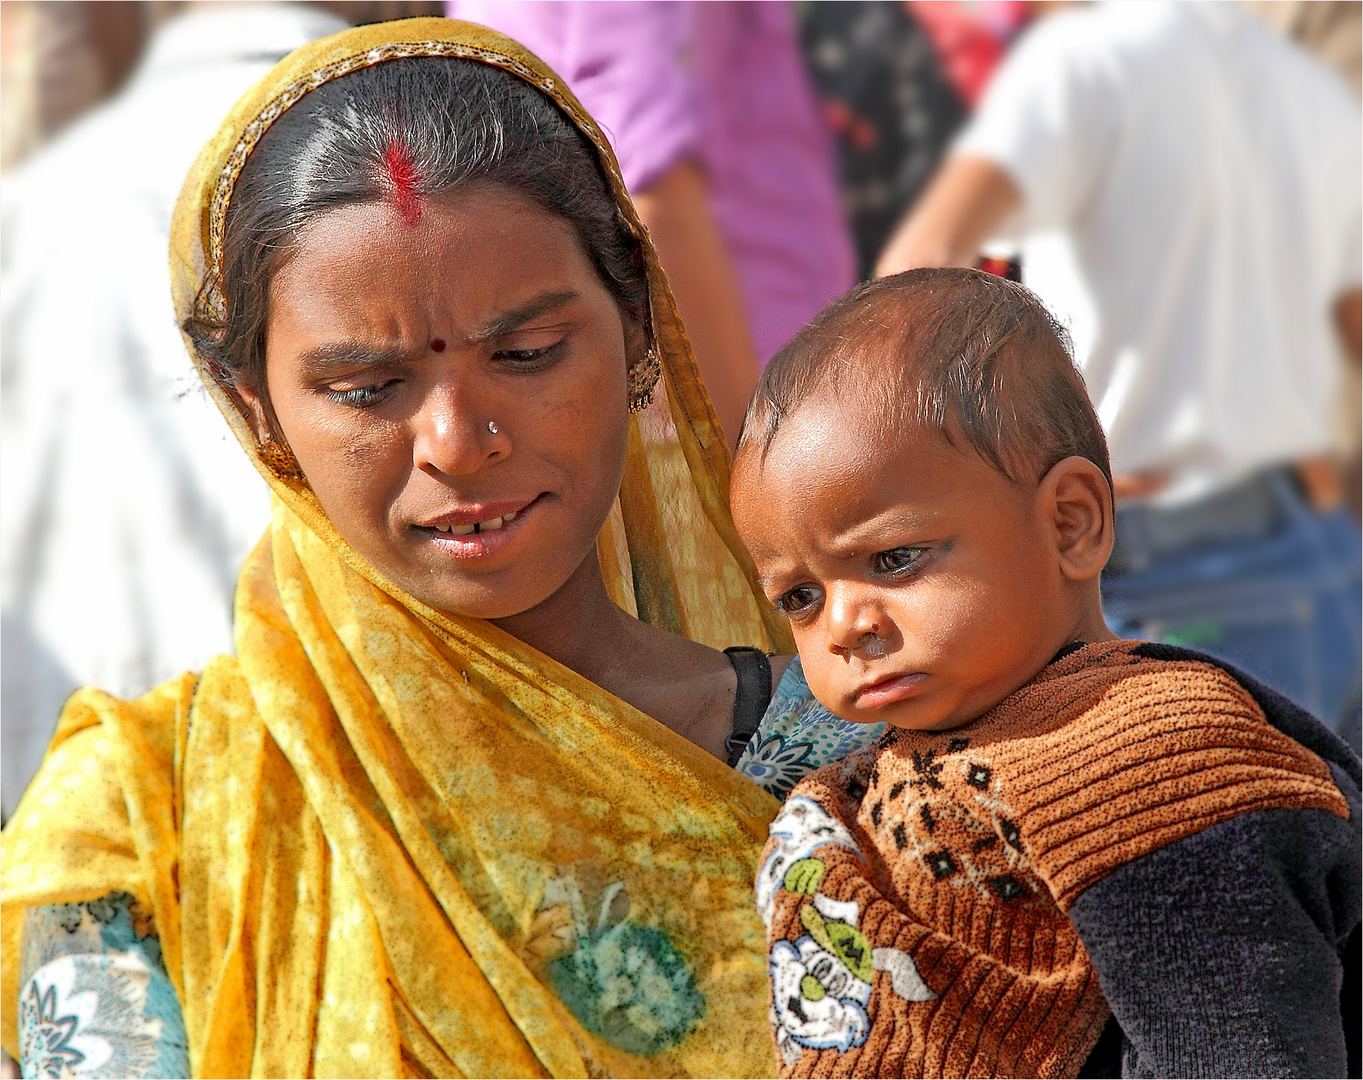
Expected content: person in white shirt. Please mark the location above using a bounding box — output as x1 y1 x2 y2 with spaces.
876 0 1362 743
0 4 350 819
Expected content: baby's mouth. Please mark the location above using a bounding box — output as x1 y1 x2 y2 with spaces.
854 671 928 709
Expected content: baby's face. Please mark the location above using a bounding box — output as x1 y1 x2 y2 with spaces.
732 395 1075 732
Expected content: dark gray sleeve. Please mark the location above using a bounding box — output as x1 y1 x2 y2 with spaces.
1068 800 1361 1079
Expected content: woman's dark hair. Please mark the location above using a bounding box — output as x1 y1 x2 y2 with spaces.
185 58 650 393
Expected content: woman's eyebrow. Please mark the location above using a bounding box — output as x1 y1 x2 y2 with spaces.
294 291 582 369
296 342 411 370
468 291 580 342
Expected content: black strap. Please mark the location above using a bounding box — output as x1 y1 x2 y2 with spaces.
1076 1014 1124 1078
724 646 772 767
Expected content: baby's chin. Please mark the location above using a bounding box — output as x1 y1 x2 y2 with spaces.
879 708 982 735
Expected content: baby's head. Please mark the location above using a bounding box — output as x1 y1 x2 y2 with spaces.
732 268 1117 733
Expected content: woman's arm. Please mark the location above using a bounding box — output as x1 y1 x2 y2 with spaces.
632 161 761 451
19 892 189 1079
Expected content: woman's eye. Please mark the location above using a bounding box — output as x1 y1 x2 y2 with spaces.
493 341 565 370
775 585 823 618
871 547 929 577
325 379 400 407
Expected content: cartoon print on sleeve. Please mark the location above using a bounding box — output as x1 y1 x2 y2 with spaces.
769 887 875 1060
756 796 862 928
761 806 935 1067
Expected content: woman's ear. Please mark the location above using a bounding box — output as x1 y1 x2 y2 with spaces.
1039 456 1114 582
231 380 272 445
622 311 651 372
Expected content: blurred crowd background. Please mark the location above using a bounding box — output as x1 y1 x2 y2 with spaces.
1 0 1360 826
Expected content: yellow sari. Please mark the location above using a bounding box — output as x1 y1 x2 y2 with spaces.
1 19 792 1078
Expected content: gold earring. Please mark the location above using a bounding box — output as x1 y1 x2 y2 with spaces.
628 347 661 412
257 435 304 479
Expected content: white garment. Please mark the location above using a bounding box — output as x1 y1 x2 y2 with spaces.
956 1 1363 502
0 5 348 817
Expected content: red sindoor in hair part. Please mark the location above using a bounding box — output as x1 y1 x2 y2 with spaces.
384 138 422 227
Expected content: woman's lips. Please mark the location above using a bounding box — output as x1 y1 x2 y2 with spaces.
855 671 928 709
417 494 542 560
421 495 537 531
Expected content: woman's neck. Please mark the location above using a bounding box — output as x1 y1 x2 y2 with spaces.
489 553 646 688
488 553 736 756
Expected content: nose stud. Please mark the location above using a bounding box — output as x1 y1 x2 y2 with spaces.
487 420 499 435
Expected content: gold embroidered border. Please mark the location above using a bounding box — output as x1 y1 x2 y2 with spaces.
204 39 623 318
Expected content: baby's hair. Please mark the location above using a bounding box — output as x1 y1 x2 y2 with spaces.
738 267 1112 498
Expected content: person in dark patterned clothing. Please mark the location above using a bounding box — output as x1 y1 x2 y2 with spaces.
799 2 968 280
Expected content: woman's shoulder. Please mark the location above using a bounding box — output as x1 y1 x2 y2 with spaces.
22 662 237 794
734 655 884 801
1 659 246 904
57 670 201 748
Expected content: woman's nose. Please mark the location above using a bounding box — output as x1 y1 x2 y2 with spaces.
825 586 887 655
411 384 508 477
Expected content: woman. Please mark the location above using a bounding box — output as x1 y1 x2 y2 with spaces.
1 19 878 1079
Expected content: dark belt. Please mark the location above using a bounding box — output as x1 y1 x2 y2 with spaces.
1106 466 1298 575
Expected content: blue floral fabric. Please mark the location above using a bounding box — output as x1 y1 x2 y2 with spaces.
19 892 188 1079
735 656 884 800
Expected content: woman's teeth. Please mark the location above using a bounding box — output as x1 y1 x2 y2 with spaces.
434 509 517 535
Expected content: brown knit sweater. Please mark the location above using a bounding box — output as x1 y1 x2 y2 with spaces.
756 640 1350 1078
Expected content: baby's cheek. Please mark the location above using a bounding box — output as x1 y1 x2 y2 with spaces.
901 579 984 656
792 636 861 724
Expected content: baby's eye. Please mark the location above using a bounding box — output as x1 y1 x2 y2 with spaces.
775 585 823 618
325 379 401 407
871 547 929 577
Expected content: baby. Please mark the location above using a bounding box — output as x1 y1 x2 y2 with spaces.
730 269 1360 1078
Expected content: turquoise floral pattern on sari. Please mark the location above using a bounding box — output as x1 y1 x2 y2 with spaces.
546 919 705 1056
736 656 884 800
527 870 706 1057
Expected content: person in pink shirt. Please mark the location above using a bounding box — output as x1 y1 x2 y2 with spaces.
450 1 856 447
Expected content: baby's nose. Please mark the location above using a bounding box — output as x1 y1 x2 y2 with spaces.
826 588 888 654
857 633 889 660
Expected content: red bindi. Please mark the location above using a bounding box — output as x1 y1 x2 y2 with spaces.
430 338 446 353
383 138 422 227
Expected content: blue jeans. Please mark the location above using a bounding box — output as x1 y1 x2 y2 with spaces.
1101 477 1362 751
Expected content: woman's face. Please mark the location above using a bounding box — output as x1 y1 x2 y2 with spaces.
253 186 638 619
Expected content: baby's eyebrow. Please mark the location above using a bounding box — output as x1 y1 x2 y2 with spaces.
754 566 801 595
828 510 940 551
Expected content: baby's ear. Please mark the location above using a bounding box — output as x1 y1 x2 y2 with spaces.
1040 457 1114 582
